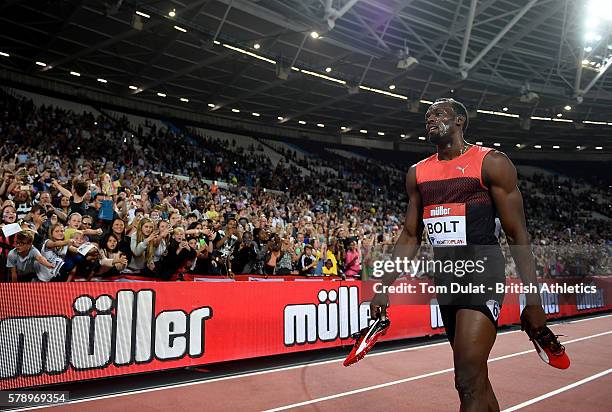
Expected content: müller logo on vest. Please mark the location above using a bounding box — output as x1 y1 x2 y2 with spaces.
429 205 452 217
0 290 213 379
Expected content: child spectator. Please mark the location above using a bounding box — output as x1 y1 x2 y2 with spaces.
297 244 317 276
6 230 55 282
98 233 128 277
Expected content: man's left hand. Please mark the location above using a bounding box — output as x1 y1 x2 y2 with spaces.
521 304 547 333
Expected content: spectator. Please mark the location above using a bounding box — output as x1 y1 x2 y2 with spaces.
231 231 257 274
158 227 192 280
297 244 317 276
344 240 362 278
98 233 128 277
274 237 295 275
128 217 157 272
0 92 608 281
14 189 33 220
39 223 70 281
0 204 18 281
6 230 55 282
263 234 281 275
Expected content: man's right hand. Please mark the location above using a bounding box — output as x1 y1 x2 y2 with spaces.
370 292 389 320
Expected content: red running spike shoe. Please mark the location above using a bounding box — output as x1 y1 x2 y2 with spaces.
527 326 570 369
343 317 390 367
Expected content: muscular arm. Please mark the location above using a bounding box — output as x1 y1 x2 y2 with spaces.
484 151 543 311
379 165 424 288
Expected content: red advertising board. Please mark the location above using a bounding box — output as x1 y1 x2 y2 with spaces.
0 277 609 389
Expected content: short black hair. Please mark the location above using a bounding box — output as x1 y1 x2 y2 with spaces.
433 98 469 133
72 179 88 197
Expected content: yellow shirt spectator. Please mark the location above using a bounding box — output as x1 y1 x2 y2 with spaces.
322 250 338 276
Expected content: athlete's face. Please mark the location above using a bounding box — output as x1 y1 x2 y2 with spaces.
425 102 461 144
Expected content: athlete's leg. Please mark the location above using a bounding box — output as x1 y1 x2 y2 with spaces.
452 308 499 412
485 378 499 412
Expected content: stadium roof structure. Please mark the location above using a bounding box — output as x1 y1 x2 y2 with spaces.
0 0 611 152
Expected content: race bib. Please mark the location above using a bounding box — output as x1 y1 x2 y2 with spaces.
423 203 467 246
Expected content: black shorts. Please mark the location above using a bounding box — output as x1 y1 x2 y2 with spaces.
439 301 502 344
433 247 506 343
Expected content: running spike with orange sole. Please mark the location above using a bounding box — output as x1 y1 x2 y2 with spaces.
527 325 570 369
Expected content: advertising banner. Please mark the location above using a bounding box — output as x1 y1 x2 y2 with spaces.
1 277 609 389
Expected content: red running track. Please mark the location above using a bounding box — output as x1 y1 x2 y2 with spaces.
26 314 612 412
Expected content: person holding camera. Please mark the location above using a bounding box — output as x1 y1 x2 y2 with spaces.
213 218 240 272
231 231 257 274
263 234 282 275
274 237 295 275
158 227 196 280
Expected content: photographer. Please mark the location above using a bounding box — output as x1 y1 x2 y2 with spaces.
231 231 257 274
263 234 282 275
157 227 193 280
188 227 216 275
274 237 295 275
251 227 270 274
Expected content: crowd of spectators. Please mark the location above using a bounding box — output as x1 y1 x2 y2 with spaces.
0 91 609 282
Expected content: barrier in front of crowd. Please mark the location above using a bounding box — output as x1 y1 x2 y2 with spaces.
0 276 609 389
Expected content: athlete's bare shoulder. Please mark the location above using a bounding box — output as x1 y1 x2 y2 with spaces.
405 164 418 193
482 149 517 187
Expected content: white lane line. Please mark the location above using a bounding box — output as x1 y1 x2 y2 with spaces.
261 330 612 412
19 330 522 411
567 313 612 323
13 336 456 411
501 368 612 412
15 314 609 411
